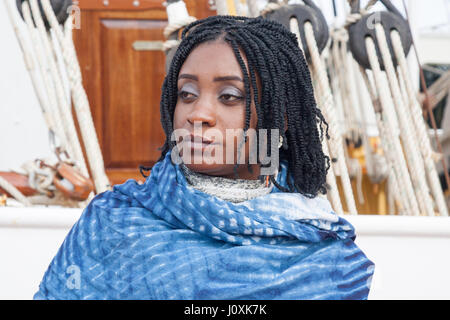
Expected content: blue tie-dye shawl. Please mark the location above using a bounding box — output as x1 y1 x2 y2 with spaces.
34 151 374 300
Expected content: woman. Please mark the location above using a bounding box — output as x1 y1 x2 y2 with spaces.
34 16 374 300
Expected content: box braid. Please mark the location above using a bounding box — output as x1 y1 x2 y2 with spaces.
158 15 330 198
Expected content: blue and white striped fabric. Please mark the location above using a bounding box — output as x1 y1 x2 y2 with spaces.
34 151 374 300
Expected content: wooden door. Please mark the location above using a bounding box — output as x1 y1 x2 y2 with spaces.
73 0 214 185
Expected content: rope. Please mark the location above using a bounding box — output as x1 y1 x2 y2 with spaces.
329 32 367 205
5 1 94 206
27 190 81 207
349 51 389 184
163 16 197 39
346 153 365 205
374 23 435 216
0 176 32 207
27 0 90 179
162 1 196 53
4 0 61 144
343 0 378 29
14 158 90 208
260 1 282 17
326 47 346 136
323 139 345 215
246 0 260 17
20 160 55 195
343 4 409 214
365 36 421 216
386 169 402 214
289 17 303 50
377 113 407 214
304 22 358 215
215 0 230 15
359 65 410 214
162 39 181 52
290 17 344 215
391 30 449 216
20 2 70 156
25 2 91 207
41 0 111 194
330 32 359 134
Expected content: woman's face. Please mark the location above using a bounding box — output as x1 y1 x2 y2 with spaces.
173 40 260 179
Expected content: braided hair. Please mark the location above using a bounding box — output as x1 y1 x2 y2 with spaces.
158 15 330 198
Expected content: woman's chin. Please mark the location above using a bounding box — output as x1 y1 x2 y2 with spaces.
182 162 235 177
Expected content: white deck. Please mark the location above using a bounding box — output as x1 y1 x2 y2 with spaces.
1 207 450 300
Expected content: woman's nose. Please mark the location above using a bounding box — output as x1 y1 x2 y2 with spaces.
187 96 217 127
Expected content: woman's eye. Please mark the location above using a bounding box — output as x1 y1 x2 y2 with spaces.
220 93 243 103
178 90 196 100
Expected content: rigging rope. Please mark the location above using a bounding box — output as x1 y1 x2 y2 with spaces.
359 64 409 214
27 0 89 180
288 16 344 215
321 136 345 215
41 0 111 194
374 23 435 216
304 22 358 215
348 44 389 185
391 30 449 216
4 1 59 145
365 36 421 215
20 2 70 157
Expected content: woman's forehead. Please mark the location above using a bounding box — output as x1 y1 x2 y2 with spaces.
178 40 249 77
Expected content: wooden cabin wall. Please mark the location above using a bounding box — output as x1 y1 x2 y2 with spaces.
73 0 215 185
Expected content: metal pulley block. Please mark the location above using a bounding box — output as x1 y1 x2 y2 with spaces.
348 0 412 70
264 1 329 61
16 0 73 29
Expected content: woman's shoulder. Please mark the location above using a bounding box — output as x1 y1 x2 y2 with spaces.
71 178 152 235
89 178 146 209
67 178 154 250
33 178 153 300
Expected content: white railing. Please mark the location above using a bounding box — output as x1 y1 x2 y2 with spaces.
1 207 450 300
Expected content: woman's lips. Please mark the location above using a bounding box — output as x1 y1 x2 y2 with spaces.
181 135 217 152
189 134 213 144
185 140 213 151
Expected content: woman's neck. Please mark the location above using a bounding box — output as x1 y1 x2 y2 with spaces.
180 164 273 203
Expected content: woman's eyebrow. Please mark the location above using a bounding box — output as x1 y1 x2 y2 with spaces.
178 74 198 81
213 76 243 82
178 74 243 82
